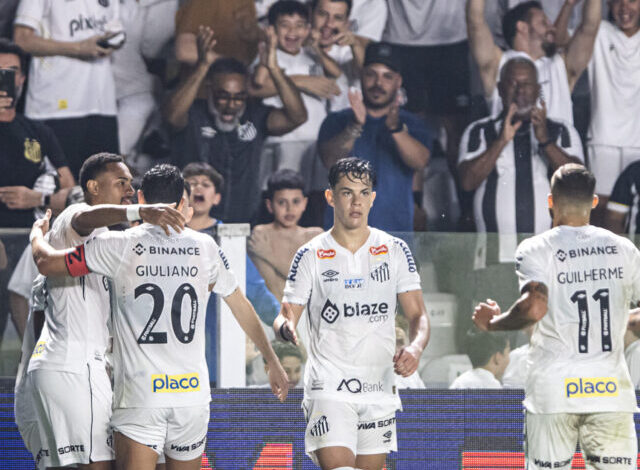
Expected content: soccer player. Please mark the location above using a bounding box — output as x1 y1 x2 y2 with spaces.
473 163 640 469
25 153 185 470
273 157 430 470
30 164 289 470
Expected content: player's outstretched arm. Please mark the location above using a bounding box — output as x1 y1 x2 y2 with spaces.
273 302 305 345
394 290 430 377
473 282 548 331
72 203 185 236
30 210 76 277
224 288 290 401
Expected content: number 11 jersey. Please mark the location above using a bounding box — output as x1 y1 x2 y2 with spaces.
515 225 640 414
83 224 237 409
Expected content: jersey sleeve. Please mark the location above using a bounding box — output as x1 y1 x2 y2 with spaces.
46 203 90 248
458 120 489 165
14 0 47 32
625 240 640 305
514 239 550 292
83 231 129 278
392 238 421 293
210 246 238 297
554 120 584 162
282 246 314 305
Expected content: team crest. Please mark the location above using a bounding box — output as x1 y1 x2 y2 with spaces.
24 138 42 164
237 121 257 141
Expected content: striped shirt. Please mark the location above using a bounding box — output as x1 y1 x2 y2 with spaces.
608 161 640 235
459 114 583 263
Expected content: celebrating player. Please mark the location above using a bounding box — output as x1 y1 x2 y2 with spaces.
24 153 185 470
273 157 430 470
30 164 289 470
473 163 640 469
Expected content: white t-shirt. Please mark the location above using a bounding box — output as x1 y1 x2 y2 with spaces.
326 44 359 112
491 50 574 124
395 370 426 389
502 343 529 388
588 21 640 148
449 368 502 389
624 338 640 389
283 228 421 406
28 203 111 374
350 0 387 42
383 0 467 46
263 48 327 143
458 115 583 263
516 225 640 413
14 0 119 119
83 224 237 408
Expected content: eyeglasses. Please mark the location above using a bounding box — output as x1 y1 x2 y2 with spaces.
212 92 248 105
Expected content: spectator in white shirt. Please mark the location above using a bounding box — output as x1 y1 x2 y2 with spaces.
450 330 510 389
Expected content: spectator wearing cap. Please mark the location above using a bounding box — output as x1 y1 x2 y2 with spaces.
318 42 433 232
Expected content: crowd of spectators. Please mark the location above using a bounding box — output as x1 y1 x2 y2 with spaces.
2 0 640 387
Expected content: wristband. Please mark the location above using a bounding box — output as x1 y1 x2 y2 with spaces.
390 122 408 134
538 138 554 150
279 323 293 343
65 244 91 277
126 204 141 222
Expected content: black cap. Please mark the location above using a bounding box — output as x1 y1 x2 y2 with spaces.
363 42 401 74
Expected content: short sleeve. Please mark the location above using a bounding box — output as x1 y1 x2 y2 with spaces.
514 239 550 292
318 111 352 144
46 203 90 248
392 238 421 293
282 246 314 305
458 120 490 165
608 165 635 214
83 231 130 278
14 0 47 32
210 246 238 297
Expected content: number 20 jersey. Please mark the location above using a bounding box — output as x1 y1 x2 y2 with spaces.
83 224 237 409
283 228 422 406
516 225 640 414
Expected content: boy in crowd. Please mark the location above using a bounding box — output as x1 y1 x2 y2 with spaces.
252 0 340 189
248 169 322 300
449 329 510 389
264 340 305 389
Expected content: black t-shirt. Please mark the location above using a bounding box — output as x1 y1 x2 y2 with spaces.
173 99 273 223
0 114 67 227
609 161 640 235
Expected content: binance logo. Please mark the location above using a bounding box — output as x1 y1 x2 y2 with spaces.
133 243 145 255
565 377 618 398
555 250 567 262
152 373 200 393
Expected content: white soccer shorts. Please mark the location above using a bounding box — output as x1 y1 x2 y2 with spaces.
302 399 398 466
29 360 114 469
525 411 637 469
111 405 209 461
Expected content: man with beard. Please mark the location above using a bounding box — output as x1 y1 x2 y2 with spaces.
317 42 432 232
164 26 307 223
467 0 601 123
458 57 583 265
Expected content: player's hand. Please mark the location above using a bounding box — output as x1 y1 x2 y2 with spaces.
31 209 52 240
472 299 501 331
76 33 114 59
298 75 340 99
348 87 366 125
0 186 44 209
385 93 402 132
139 203 186 236
393 344 421 377
267 358 290 402
531 99 549 143
274 304 299 345
0 90 14 109
196 26 219 67
500 103 522 143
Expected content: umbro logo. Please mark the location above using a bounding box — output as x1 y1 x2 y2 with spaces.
555 249 567 262
322 269 339 282
133 243 146 255
383 430 392 443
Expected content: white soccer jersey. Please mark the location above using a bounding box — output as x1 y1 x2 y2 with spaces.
516 225 640 413
283 228 421 406
588 21 640 148
14 0 119 119
28 203 111 374
502 343 529 389
490 50 574 124
82 224 237 408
